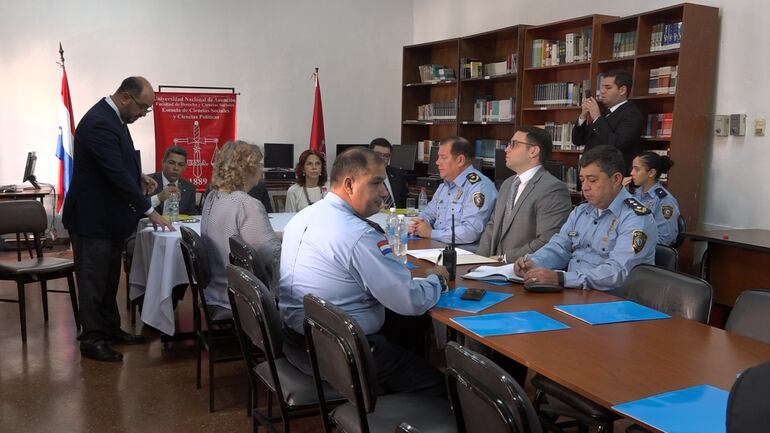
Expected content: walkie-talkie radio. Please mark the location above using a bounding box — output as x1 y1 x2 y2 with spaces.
442 214 457 281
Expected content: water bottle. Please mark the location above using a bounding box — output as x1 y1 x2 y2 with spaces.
163 191 180 223
397 214 408 263
418 187 428 211
386 207 398 245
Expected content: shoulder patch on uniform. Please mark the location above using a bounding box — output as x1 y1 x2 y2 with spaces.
655 188 668 199
467 172 481 184
472 191 485 208
624 198 651 215
377 239 392 256
661 205 674 220
632 230 647 254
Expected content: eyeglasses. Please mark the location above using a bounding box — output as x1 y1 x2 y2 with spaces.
507 139 534 149
127 93 153 114
373 151 391 160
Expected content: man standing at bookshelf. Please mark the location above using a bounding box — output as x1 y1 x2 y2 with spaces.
409 136 497 251
369 138 409 208
572 69 643 173
477 126 572 261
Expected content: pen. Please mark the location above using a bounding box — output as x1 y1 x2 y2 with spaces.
437 252 443 265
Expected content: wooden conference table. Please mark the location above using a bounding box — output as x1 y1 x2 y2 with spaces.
408 239 770 430
686 226 770 306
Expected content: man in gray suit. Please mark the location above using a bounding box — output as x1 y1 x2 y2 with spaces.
477 126 571 262
149 146 198 215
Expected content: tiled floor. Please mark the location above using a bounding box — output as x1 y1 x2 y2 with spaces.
0 244 321 433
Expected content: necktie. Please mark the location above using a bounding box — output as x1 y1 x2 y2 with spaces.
383 191 395 209
498 176 521 254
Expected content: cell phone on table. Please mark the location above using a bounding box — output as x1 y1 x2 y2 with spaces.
460 288 486 301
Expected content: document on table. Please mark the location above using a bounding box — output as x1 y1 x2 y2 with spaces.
409 248 498 265
462 263 524 283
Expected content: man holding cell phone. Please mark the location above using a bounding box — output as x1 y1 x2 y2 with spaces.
572 69 643 174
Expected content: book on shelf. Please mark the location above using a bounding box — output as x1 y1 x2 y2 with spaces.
532 28 591 67
417 99 457 121
474 96 515 122
461 53 518 79
537 122 576 149
612 30 636 58
648 65 678 95
418 64 456 83
417 141 439 162
474 139 507 162
650 22 682 52
643 112 673 138
533 81 589 107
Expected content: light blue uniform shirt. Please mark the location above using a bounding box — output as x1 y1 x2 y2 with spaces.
632 182 680 246
279 192 442 335
529 188 657 294
419 165 497 248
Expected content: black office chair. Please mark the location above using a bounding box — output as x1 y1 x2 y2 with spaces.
179 226 241 412
533 264 713 433
725 289 770 344
303 294 457 433
227 265 342 433
446 341 542 433
654 244 678 271
228 235 279 300
727 360 770 433
0 200 80 343
672 214 686 248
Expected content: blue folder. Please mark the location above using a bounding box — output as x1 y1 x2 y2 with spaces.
435 288 512 313
452 311 570 337
554 300 670 325
612 384 729 433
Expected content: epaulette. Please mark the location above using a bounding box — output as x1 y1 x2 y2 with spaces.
655 188 668 199
624 198 651 215
466 172 481 184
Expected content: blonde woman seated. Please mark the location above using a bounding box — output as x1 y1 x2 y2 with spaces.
285 149 327 212
201 140 281 309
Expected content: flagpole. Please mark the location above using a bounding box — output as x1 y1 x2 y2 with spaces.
59 42 65 65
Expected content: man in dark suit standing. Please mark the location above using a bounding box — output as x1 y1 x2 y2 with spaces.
369 138 409 208
63 76 173 362
149 146 198 215
477 126 572 262
572 69 643 173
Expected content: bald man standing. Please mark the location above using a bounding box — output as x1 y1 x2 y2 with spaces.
63 76 173 362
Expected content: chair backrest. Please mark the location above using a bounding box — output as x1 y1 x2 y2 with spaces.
228 235 278 299
396 423 423 433
303 294 378 413
727 360 770 433
672 214 686 248
725 289 770 344
623 264 712 323
226 265 283 358
446 342 542 433
179 226 213 323
654 244 678 271
0 200 47 236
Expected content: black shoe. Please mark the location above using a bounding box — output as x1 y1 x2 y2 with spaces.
80 342 123 362
110 329 147 345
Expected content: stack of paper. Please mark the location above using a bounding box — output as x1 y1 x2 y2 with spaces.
462 263 524 283
409 248 498 265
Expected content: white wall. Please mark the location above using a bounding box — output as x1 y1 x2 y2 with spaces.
413 0 770 230
0 0 411 217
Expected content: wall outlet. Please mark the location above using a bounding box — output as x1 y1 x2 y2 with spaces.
714 115 729 136
730 114 747 136
754 117 766 136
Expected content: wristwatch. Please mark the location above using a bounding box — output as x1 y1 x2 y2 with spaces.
557 271 565 286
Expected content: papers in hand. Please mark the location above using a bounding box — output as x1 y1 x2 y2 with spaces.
409 248 498 265
462 263 524 283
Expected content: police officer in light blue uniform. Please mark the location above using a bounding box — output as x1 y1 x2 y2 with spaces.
626 151 680 246
279 147 449 397
515 145 657 295
410 136 497 250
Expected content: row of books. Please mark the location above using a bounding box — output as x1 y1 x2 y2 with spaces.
475 139 506 161
650 22 682 52
416 141 439 162
418 64 456 83
648 65 678 94
532 80 590 107
461 53 518 79
537 122 580 150
417 100 457 121
643 112 674 138
473 97 515 122
531 29 593 67
612 31 636 58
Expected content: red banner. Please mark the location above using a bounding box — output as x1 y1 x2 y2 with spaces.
153 92 237 192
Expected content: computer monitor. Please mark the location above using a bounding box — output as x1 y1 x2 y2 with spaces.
23 151 40 189
427 146 440 176
494 149 515 181
336 143 367 157
264 143 294 169
389 144 417 171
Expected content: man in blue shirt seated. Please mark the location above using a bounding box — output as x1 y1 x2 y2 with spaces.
409 136 497 251
515 145 657 295
279 147 449 397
